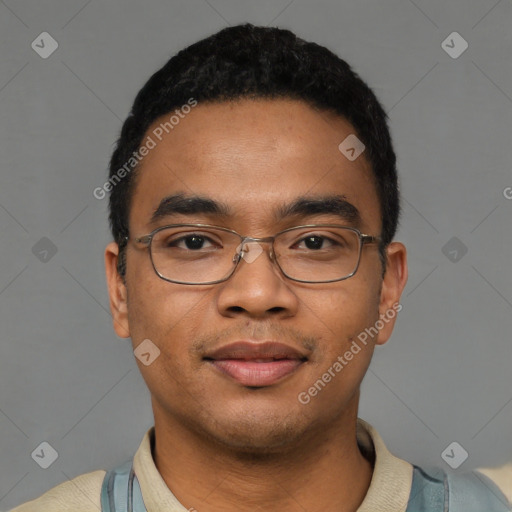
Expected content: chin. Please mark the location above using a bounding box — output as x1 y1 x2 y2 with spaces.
200 410 311 456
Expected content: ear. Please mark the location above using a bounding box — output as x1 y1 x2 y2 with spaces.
375 242 408 346
105 242 130 338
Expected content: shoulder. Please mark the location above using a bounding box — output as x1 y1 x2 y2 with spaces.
9 470 105 512
409 464 512 512
474 463 512 508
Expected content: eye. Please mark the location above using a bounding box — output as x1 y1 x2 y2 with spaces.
177 235 213 250
163 233 219 251
294 235 337 250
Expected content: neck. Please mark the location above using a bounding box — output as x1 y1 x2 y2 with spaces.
152 402 374 512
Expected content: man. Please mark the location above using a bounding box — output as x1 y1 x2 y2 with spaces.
11 24 511 512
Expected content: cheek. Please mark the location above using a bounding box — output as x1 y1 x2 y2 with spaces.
126 254 208 341
125 275 219 391
298 281 381 387
125 281 206 402
304 279 381 339
301 289 379 399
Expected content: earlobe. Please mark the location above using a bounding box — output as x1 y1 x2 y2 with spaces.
105 242 130 338
376 242 408 346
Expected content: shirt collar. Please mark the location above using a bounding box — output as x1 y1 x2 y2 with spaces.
133 417 413 511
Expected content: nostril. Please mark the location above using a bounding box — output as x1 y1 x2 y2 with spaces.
268 306 286 314
227 306 245 313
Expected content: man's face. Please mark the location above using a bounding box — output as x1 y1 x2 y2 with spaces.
106 99 405 452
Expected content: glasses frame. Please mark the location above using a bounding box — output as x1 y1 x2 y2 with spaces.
127 223 381 285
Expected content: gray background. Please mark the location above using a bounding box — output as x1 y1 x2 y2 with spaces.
1 0 511 508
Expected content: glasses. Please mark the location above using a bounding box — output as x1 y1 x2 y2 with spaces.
128 224 381 285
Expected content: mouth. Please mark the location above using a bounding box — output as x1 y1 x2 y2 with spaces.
204 341 308 387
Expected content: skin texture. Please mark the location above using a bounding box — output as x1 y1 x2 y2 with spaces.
105 98 408 512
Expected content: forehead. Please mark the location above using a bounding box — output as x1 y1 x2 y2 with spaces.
129 99 380 232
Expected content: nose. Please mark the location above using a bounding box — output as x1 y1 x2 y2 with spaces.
216 240 299 319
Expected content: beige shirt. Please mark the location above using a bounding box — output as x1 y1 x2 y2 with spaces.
10 418 512 511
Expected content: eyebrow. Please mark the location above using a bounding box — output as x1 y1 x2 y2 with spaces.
150 194 230 223
150 193 361 226
276 196 361 225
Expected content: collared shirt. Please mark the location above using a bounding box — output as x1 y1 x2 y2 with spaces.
9 418 512 511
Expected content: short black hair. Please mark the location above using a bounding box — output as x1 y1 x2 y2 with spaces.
108 23 400 276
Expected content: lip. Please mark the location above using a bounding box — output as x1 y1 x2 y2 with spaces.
204 341 308 387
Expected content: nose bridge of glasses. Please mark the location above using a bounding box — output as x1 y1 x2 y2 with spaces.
233 236 275 265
